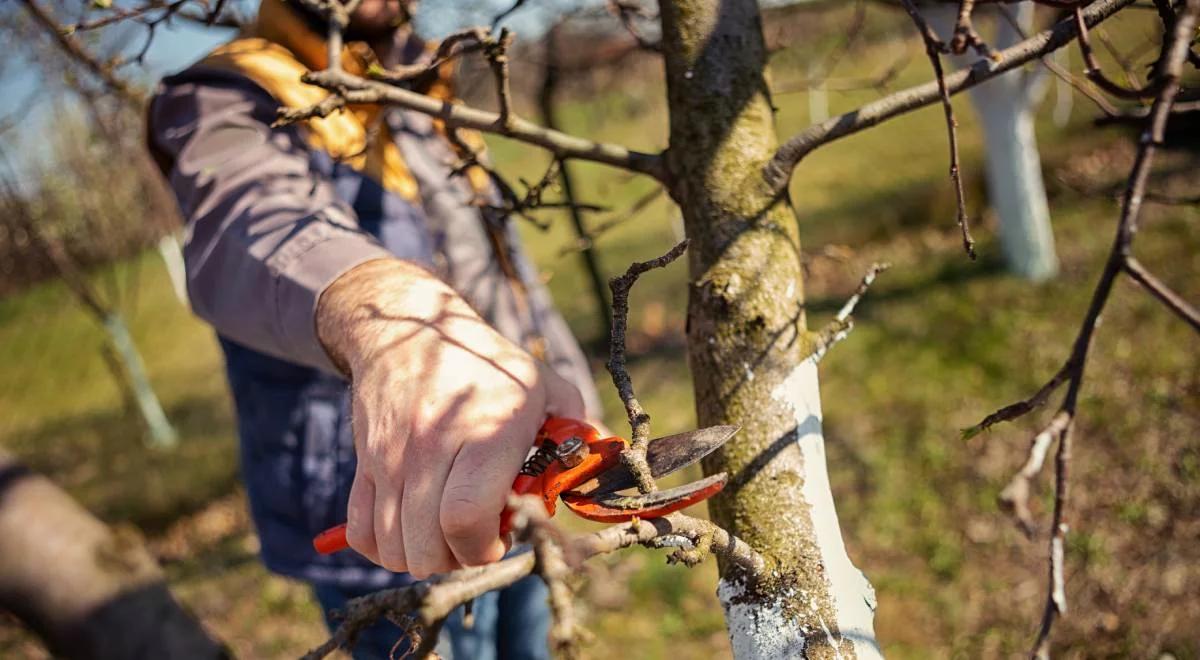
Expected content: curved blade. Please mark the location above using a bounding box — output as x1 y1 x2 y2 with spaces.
563 473 728 522
566 425 738 498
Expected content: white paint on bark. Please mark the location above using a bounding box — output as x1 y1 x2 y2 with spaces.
715 357 880 659
775 357 880 658
718 578 808 659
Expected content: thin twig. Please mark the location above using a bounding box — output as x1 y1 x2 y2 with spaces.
491 0 529 29
273 94 346 126
1074 5 1160 99
606 239 690 494
812 262 890 363
997 410 1071 537
63 0 198 32
297 68 665 180
950 0 990 56
368 28 488 84
1032 422 1073 660
969 3 1200 654
766 0 1138 194
993 4 1121 117
19 0 140 105
1123 257 1200 332
898 0 977 259
485 28 517 131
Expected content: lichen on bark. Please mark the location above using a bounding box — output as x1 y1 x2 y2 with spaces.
657 0 879 656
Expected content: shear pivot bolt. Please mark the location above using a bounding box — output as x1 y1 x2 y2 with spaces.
555 436 589 468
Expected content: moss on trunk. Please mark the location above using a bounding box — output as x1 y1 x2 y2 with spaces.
658 0 877 656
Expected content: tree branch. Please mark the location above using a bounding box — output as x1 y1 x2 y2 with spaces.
606 239 691 493
1123 256 1200 332
898 0 977 258
1073 5 1160 99
19 0 141 105
764 0 1137 194
287 68 665 181
304 507 763 658
812 261 890 363
957 2 1200 654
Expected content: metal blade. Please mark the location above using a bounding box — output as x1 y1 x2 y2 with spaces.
565 424 738 497
581 473 728 511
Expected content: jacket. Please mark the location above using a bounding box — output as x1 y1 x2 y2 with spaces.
147 0 599 587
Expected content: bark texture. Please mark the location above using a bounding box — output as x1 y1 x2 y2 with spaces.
0 451 227 659
657 1 879 656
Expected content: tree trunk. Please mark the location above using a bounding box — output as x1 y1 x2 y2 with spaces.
0 451 227 659
102 311 179 449
1 182 179 450
657 1 880 657
158 233 189 305
929 2 1059 281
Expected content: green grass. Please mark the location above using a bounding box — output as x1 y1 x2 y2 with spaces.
3 4 1200 658
0 250 238 528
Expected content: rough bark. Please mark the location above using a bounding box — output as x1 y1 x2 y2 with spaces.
657 0 879 656
0 451 227 659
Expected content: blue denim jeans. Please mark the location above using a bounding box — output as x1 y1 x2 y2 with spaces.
313 572 551 660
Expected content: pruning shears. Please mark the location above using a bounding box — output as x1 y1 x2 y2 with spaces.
313 416 738 555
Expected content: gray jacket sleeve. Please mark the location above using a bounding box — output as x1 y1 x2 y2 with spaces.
148 72 392 374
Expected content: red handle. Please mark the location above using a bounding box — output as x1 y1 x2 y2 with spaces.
312 417 590 555
313 523 349 555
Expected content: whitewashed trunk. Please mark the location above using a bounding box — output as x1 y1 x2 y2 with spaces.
157 233 188 305
103 313 178 449
717 357 881 659
929 2 1059 281
661 0 881 654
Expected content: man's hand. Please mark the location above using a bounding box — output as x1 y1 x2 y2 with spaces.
317 259 586 578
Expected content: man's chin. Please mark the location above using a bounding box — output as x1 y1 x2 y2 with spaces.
347 1 410 40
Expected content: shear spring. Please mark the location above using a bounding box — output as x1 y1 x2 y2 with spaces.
519 442 558 477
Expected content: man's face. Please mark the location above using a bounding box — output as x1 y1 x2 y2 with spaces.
347 0 411 39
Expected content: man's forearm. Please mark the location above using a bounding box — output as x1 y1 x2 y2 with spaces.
316 258 486 378
150 74 402 374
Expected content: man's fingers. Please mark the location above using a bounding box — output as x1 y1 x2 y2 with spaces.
441 441 522 566
345 470 379 564
541 367 586 420
373 482 406 572
439 412 538 566
401 452 459 579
